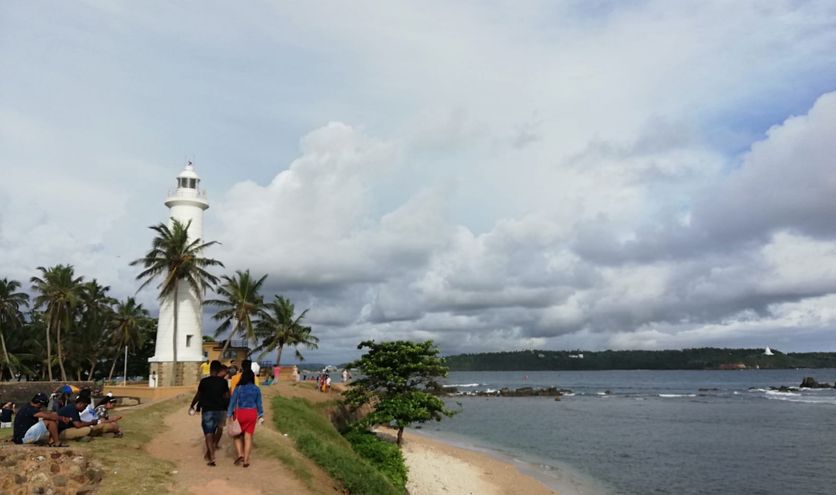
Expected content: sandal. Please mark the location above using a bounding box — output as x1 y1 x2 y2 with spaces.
47 442 69 448
112 432 123 438
207 460 216 466
234 456 244 466
243 463 250 468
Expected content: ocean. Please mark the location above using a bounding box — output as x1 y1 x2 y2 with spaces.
417 369 836 495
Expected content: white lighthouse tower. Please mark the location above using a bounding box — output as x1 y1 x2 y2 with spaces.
148 163 210 387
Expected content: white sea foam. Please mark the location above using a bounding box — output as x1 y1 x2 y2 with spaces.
764 394 836 405
765 390 801 397
658 393 697 398
449 383 481 388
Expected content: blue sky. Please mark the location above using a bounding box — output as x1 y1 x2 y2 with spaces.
3 1 836 363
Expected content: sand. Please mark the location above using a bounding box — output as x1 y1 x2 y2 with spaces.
378 427 559 495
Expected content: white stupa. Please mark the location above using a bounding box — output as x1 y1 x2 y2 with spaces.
148 163 210 387
763 347 774 356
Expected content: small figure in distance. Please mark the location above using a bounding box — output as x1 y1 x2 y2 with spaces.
12 392 72 446
227 369 264 468
190 360 230 466
0 401 14 428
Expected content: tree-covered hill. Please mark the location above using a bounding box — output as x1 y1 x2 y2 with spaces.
443 348 836 371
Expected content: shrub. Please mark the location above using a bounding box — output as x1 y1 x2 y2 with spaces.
345 429 408 490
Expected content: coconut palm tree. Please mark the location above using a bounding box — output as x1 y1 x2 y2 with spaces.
74 280 116 380
131 219 222 382
0 278 29 379
31 265 84 381
255 295 318 368
206 270 268 355
107 297 153 382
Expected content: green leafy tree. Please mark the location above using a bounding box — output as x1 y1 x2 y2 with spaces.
255 295 318 367
0 278 30 379
108 297 153 382
206 270 267 354
31 264 84 381
344 340 455 447
131 219 222 382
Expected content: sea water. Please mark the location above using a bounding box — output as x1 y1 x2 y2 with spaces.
418 369 836 495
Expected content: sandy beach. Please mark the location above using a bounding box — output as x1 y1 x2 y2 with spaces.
378 427 558 495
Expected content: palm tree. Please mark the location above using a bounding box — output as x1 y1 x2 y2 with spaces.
31 265 84 381
206 270 268 355
107 297 152 382
0 279 30 379
131 219 222 382
255 295 319 368
75 280 116 380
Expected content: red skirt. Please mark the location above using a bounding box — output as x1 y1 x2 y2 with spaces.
235 408 258 434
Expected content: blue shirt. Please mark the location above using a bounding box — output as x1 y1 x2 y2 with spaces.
227 383 263 417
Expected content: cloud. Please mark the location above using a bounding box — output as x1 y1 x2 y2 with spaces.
3 1 836 361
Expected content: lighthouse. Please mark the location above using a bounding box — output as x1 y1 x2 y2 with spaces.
148 163 210 387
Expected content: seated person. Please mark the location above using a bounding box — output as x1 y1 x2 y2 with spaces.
12 393 72 446
1 402 14 428
57 394 97 441
91 395 123 437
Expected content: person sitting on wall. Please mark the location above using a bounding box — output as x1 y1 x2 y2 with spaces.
57 395 97 441
12 393 72 446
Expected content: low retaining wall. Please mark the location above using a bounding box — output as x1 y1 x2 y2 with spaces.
102 384 195 404
0 381 95 405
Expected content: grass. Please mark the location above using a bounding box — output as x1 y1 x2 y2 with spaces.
1 396 182 495
257 426 316 490
272 395 405 495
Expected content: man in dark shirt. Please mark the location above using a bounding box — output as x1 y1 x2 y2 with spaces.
190 360 229 466
12 393 71 445
57 395 97 441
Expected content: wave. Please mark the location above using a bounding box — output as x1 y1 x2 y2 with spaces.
764 395 836 405
658 394 697 398
448 383 481 388
765 390 801 397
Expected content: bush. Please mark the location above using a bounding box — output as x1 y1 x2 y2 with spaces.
345 429 408 490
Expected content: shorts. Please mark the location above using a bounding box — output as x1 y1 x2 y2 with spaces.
22 421 50 444
201 410 226 434
59 426 92 441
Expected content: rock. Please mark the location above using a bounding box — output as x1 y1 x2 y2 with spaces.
50 463 61 473
30 472 50 486
14 473 26 484
800 377 833 388
53 475 67 487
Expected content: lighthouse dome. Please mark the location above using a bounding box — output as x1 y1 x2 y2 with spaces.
176 163 201 190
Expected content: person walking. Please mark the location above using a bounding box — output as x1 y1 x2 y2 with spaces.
227 369 263 467
190 360 230 466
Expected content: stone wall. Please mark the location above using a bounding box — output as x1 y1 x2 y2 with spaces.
149 361 200 387
0 382 95 405
0 447 103 494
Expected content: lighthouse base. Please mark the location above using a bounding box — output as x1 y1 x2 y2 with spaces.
149 361 201 387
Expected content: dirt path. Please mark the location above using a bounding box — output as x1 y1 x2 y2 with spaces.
146 396 319 495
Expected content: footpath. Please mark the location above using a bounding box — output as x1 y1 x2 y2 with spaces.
146 391 326 495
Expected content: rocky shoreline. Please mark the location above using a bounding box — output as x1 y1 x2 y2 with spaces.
757 376 835 393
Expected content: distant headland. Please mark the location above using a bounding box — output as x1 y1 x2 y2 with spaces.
443 348 836 371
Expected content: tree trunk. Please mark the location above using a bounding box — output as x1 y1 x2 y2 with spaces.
276 345 284 369
107 353 119 383
45 320 53 381
0 329 15 377
397 427 404 447
172 282 179 386
57 317 67 382
88 360 97 381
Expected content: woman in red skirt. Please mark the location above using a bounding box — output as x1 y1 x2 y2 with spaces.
227 369 264 467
